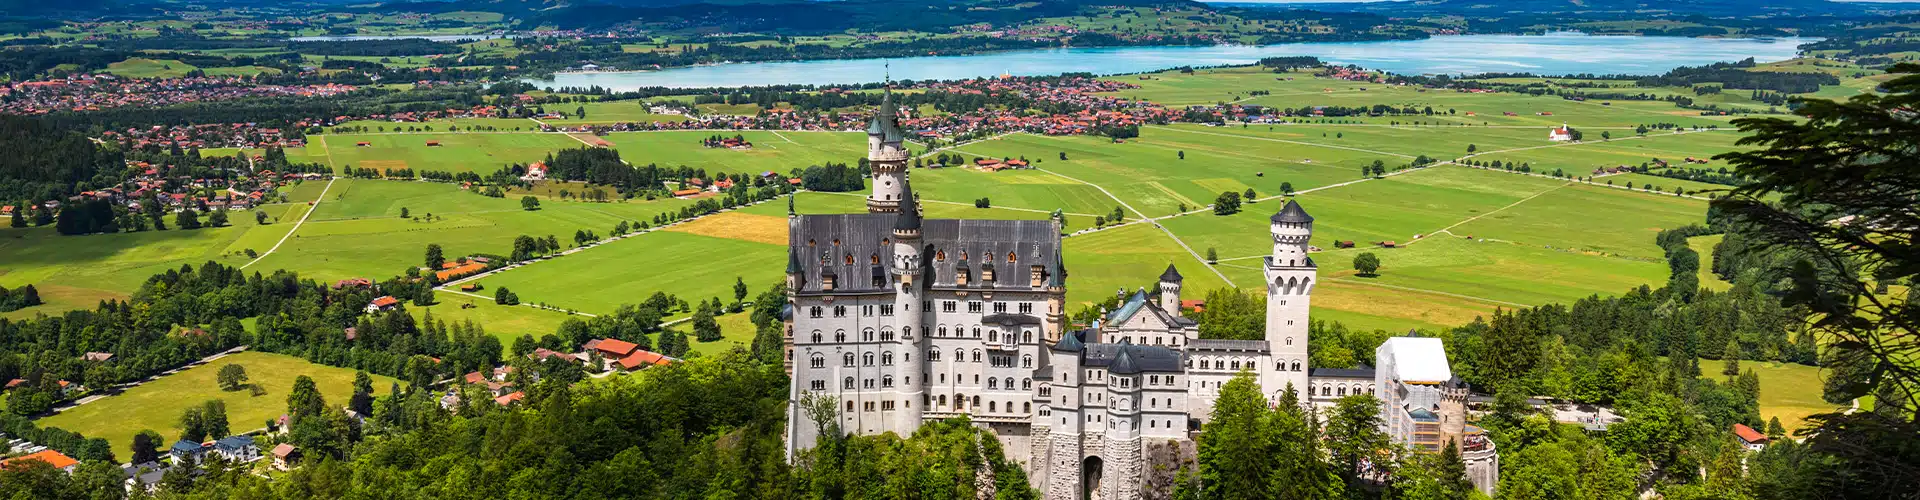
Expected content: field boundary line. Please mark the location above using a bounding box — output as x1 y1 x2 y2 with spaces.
1407 179 1571 247
240 177 338 270
771 130 798 144
1322 277 1534 309
437 288 600 318
1035 166 1234 287
316 135 337 171
1145 125 1416 159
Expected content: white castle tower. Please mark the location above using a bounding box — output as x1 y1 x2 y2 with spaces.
866 89 910 213
1262 200 1316 400
887 187 927 433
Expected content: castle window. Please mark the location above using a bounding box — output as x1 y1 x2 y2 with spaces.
989 401 998 412
834 307 847 318
972 327 982 338
882 352 894 366
808 239 816 247
929 349 940 362
811 331 822 343
972 350 983 362
1022 355 1033 368
862 353 874 366
847 401 854 412
968 302 983 313
809 354 825 369
942 301 957 313
1019 303 1033 314
1285 337 1293 346
1338 386 1347 397
1024 402 1032 413
862 328 874 341
880 305 894 317
843 353 854 367
834 330 846 342
845 254 854 265
988 331 998 343
844 377 854 389
811 380 825 391
1291 361 1301 371
1007 251 1017 263
988 379 998 390
939 394 948 407
883 376 894 388
993 302 1007 314
1322 386 1332 397
809 307 823 318
1023 378 1032 390
1023 331 1033 343
938 326 948 337
954 348 964 361
870 254 879 265
864 378 874 389
936 250 946 261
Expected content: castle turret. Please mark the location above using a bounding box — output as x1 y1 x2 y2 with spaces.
1263 200 1316 402
888 185 926 433
1157 264 1183 318
866 89 910 213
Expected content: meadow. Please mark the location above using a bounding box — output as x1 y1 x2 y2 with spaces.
291 133 586 174
38 351 400 459
605 130 867 176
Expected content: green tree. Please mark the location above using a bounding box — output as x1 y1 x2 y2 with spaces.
1601 131 1612 141
1467 143 1477 153
692 307 722 342
521 196 541 211
1179 150 1186 160
200 400 229 439
254 210 268 224
400 207 410 218
1213 191 1242 215
425 243 445 270
175 209 201 229
206 209 227 227
1352 252 1381 276
1323 394 1391 490
10 207 25 228
288 375 326 421
733 276 749 306
1280 181 1294 195
349 371 374 417
1243 188 1256 202
131 430 164 464
215 364 248 391
1207 247 1218 264
1396 441 1474 500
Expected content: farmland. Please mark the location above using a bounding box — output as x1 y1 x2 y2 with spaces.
38 351 401 459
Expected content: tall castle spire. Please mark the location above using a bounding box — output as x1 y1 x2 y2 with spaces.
865 79 910 213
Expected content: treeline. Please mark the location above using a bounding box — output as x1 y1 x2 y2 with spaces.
1637 58 1840 94
798 162 867 192
0 116 124 202
0 285 40 313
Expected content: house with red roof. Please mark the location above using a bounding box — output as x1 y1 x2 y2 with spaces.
1734 423 1769 451
1549 123 1573 142
365 296 401 314
586 338 639 359
1 450 79 473
494 391 525 406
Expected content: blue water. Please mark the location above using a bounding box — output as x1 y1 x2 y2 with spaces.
524 33 1809 90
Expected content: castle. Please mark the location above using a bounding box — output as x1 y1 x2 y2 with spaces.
783 90 1494 499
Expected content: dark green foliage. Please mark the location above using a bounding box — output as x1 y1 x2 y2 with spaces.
1213 191 1241 215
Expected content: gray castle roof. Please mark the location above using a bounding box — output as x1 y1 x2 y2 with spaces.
865 90 907 143
1082 342 1183 374
1271 200 1314 224
788 214 1061 295
1159 264 1183 283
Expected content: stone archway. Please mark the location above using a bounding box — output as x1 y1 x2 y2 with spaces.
1083 456 1105 500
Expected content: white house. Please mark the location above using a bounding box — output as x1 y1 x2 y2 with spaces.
1549 124 1574 142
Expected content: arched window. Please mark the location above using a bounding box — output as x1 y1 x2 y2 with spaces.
1291 361 1301 372
1023 331 1033 343
835 330 846 342
1321 386 1332 397
902 326 912 339
972 396 981 408
988 378 998 390
1022 355 1033 368
1006 251 1016 263
843 377 855 389
1023 402 1031 413
862 328 874 342
883 375 894 388
954 348 965 362
843 353 855 367
1200 359 1211 370
929 349 940 361
939 394 947 407
1286 337 1293 346
882 352 894 366
811 331 822 343
989 331 998 343
844 254 853 265
1338 386 1347 397
972 327 982 338
810 354 825 369
936 250 946 261
989 401 998 412
1022 378 1032 390
972 350 983 362
938 326 948 337
862 353 875 366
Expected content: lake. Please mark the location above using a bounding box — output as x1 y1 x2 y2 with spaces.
525 33 1809 90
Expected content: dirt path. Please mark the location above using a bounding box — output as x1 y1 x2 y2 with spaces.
240 177 337 270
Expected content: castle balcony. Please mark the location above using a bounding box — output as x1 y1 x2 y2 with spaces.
869 149 910 162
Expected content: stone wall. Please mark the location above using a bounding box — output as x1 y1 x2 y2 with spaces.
1141 438 1196 500
1102 437 1143 500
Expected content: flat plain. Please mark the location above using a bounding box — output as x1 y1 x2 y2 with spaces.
38 351 400 459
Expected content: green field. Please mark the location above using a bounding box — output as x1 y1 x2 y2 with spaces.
291 133 585 174
38 351 400 459
537 101 693 125
606 131 867 176
0 196 320 317
247 179 699 285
